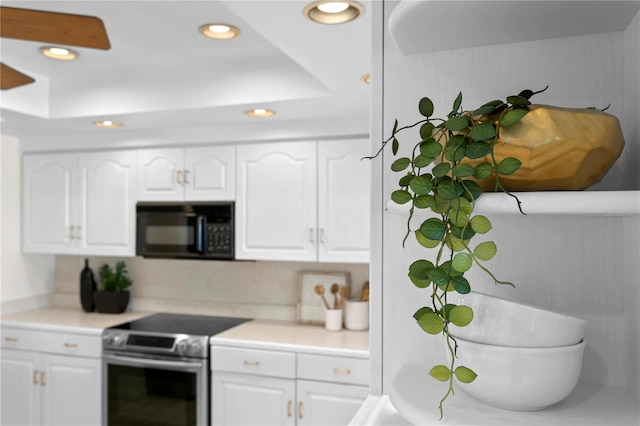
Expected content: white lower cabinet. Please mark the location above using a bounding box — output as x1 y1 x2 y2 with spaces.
0 327 102 426
211 346 369 426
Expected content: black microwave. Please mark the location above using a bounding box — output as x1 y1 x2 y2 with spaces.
136 202 234 260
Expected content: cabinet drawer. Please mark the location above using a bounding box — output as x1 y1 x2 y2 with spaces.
297 353 369 386
210 346 295 379
43 332 101 357
0 327 44 351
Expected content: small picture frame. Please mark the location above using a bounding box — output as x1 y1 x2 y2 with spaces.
297 271 350 325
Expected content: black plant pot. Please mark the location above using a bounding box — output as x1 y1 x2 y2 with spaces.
93 291 130 314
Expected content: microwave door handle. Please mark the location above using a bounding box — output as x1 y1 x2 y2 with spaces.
196 216 207 254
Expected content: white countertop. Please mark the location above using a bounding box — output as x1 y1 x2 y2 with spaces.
211 319 369 358
0 307 151 336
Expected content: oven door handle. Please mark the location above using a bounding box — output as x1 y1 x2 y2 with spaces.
103 353 205 370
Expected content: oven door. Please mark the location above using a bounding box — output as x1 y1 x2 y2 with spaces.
136 208 206 258
103 352 208 426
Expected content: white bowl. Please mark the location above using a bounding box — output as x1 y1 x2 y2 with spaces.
447 291 587 347
452 337 586 411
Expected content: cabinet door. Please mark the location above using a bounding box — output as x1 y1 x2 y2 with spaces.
0 349 41 426
296 380 369 426
137 148 184 201
22 153 77 254
236 142 317 261
212 372 295 426
40 354 101 426
318 139 371 263
184 145 235 200
78 150 137 256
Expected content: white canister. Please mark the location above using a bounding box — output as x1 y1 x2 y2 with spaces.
344 300 369 331
324 308 343 331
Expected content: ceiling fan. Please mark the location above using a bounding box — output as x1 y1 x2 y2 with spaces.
0 6 111 90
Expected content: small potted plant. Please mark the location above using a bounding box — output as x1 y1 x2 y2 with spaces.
93 260 132 314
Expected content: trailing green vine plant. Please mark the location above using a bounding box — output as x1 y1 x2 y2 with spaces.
369 88 546 418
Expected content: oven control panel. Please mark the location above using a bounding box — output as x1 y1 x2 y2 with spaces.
102 330 208 358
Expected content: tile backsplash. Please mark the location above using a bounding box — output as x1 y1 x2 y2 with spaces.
53 255 369 321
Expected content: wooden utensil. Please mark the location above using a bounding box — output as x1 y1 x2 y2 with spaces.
360 281 370 302
314 284 331 309
337 286 349 309
330 283 339 309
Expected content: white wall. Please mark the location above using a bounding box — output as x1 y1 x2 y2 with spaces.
0 134 56 315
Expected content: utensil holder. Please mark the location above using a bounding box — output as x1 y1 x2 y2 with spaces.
325 308 343 331
344 300 369 331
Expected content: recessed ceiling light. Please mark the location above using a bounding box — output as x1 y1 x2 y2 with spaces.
361 73 370 84
303 1 363 24
245 108 276 118
200 23 240 40
40 46 78 61
93 120 122 129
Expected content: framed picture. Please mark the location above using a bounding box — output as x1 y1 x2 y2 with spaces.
297 271 350 325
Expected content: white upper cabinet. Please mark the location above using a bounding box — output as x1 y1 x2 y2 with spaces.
236 141 317 261
23 150 136 256
318 139 371 263
137 145 235 201
236 139 371 263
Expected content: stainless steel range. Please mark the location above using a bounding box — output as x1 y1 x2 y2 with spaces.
102 313 250 426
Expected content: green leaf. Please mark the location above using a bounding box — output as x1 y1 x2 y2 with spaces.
445 115 469 131
450 224 476 240
409 175 433 195
468 122 496 142
474 162 494 179
474 241 497 261
431 195 450 214
414 154 434 169
419 97 434 117
445 234 469 252
398 174 413 187
452 163 475 178
444 144 466 162
500 108 529 126
417 312 445 334
420 139 442 157
415 230 441 248
408 260 434 288
451 276 471 295
430 365 453 382
437 178 463 200
470 215 492 234
465 142 492 159
448 209 468 228
413 306 434 320
452 253 473 273
414 195 436 209
419 218 446 240
472 104 496 117
453 196 472 215
391 157 411 172
507 95 531 107
420 122 435 140
392 137 399 155
391 190 412 205
461 180 483 202
432 162 450 178
452 92 463 113
427 268 450 285
497 157 522 175
449 304 473 326
454 366 477 383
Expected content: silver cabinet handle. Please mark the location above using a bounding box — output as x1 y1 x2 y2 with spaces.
177 170 183 185
64 342 78 348
287 400 292 418
4 337 18 342
183 170 190 185
69 226 75 240
33 369 39 385
334 368 352 375
40 371 46 386
298 401 304 419
309 228 315 243
243 360 260 366
320 228 325 244
76 226 82 240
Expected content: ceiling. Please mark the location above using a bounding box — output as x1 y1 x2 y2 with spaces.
0 1 372 149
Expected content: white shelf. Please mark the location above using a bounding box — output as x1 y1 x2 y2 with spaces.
389 0 640 54
386 190 640 216
388 365 639 425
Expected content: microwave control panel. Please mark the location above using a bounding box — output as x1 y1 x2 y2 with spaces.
207 224 233 255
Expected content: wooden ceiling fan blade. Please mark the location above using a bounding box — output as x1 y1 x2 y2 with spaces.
0 6 110 50
0 63 36 90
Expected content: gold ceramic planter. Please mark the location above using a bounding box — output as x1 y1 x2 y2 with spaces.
463 105 625 191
